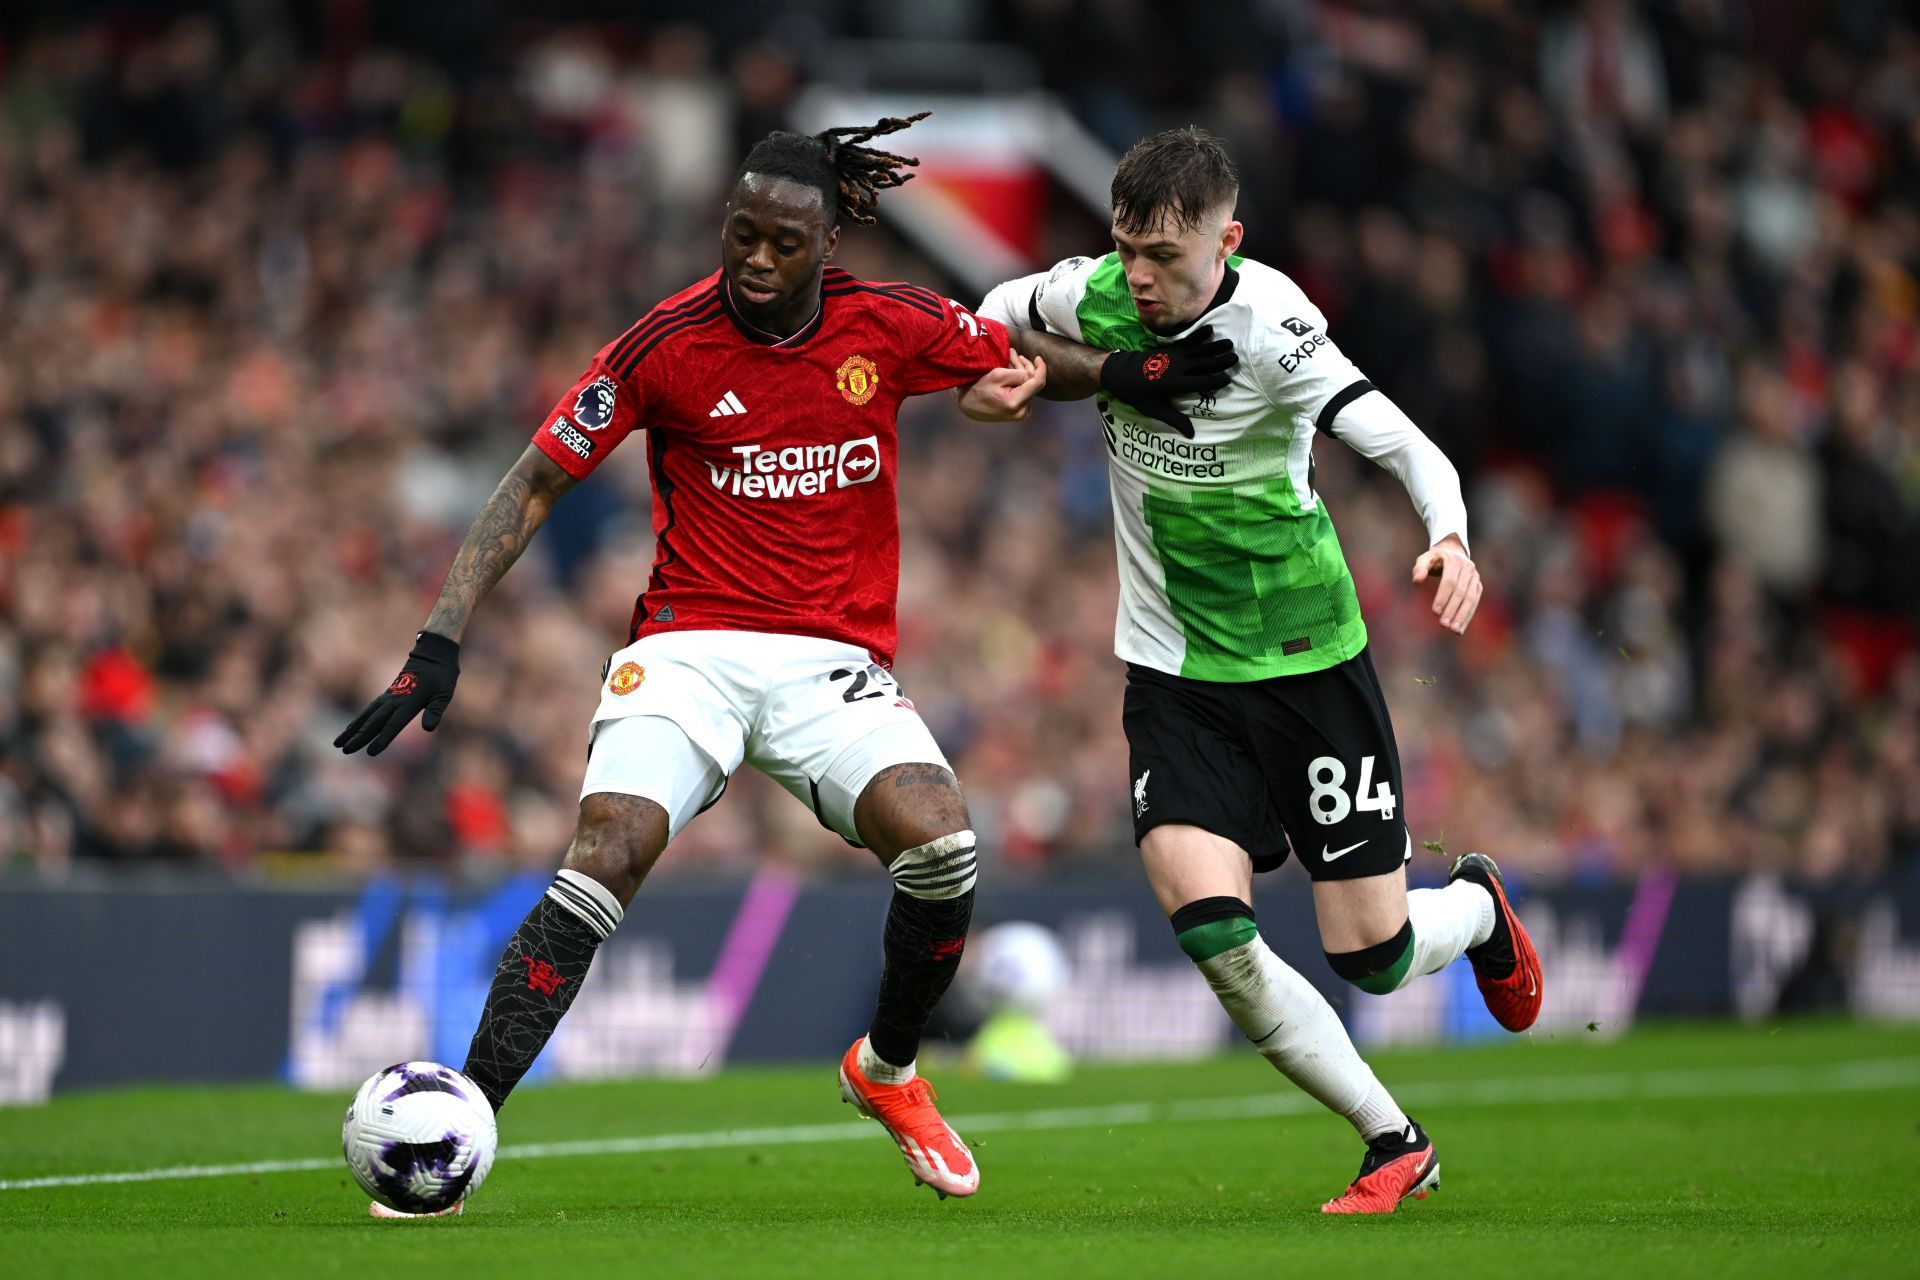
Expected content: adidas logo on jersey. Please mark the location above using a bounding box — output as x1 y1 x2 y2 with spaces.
709 391 748 417
706 436 882 500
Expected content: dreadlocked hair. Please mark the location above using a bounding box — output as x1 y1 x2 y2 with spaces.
736 111 930 227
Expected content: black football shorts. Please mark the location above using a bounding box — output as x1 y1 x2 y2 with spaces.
1122 647 1411 881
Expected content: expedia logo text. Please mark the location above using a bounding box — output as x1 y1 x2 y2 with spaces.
1117 418 1225 478
1278 333 1329 373
706 436 882 499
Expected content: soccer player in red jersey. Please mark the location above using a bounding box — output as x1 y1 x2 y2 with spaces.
335 114 1051 1210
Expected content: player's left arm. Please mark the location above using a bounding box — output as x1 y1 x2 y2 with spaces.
880 286 1047 421
976 272 1104 400
1326 389 1480 635
1251 309 1479 634
955 348 1048 421
974 271 1236 430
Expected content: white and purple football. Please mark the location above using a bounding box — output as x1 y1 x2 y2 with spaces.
342 1061 497 1215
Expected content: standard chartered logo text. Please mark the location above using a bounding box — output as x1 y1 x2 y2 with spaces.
707 437 881 498
1118 420 1226 478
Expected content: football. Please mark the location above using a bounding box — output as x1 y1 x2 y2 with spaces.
342 1061 498 1215
967 921 1070 1016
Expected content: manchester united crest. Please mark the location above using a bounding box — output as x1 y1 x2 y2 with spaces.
608 661 645 695
835 355 880 406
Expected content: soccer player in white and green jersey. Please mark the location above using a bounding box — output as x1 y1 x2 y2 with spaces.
973 127 1544 1214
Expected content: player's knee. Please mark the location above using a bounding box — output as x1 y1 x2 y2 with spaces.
564 793 668 905
856 761 970 856
1169 897 1259 963
887 828 977 901
1325 918 1415 994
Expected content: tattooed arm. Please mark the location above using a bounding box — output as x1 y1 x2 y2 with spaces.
335 447 578 755
1009 328 1107 400
421 446 578 640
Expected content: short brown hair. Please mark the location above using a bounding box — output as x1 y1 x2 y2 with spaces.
1111 127 1240 234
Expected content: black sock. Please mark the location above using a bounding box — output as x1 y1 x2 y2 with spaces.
867 887 975 1067
462 883 611 1111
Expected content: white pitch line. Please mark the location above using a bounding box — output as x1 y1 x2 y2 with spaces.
3 1055 1915 1193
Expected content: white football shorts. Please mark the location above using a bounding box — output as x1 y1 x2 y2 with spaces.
578 630 952 845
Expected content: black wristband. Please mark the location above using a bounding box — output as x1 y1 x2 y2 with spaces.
413 631 460 664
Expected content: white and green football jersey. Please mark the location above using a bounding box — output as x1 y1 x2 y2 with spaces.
986 253 1390 682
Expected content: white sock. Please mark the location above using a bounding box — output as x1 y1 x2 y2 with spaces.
857 1035 916 1085
1401 881 1495 986
1195 936 1409 1141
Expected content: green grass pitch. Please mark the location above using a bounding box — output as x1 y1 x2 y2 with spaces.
3 1021 1916 1278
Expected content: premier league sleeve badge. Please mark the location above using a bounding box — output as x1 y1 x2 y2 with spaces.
573 375 620 430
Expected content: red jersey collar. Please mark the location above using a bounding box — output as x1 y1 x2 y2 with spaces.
717 273 827 348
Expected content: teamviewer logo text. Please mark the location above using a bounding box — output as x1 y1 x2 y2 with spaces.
705 436 883 499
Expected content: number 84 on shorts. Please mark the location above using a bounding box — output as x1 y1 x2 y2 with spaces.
1307 754 1396 825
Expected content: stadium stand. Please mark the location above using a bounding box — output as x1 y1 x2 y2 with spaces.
0 0 1915 890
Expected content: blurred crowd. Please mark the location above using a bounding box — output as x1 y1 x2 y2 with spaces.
2 0 1917 887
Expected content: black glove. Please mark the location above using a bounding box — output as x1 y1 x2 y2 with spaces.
334 631 460 756
1099 325 1238 438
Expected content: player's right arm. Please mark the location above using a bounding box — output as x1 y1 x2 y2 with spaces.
976 260 1235 434
337 351 647 756
419 447 577 644
979 264 1100 399
333 447 577 756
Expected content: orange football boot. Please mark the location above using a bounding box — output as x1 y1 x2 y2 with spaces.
838 1038 979 1199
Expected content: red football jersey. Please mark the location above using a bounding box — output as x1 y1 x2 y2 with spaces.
532 267 1010 665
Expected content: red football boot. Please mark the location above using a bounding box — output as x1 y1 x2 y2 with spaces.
1321 1122 1440 1215
1449 852 1544 1032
